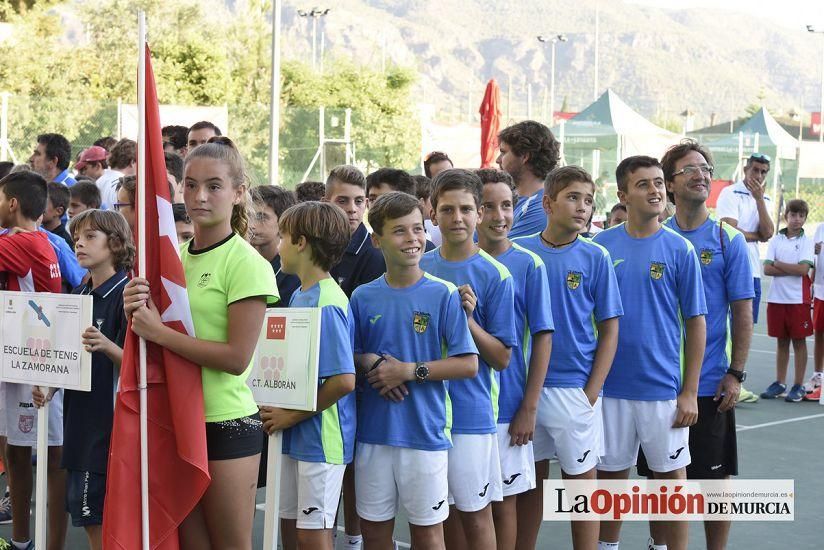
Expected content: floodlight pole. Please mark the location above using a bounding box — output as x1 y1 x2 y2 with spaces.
808 25 824 142
538 34 568 127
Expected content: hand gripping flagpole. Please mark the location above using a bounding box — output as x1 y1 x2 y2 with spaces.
137 11 150 550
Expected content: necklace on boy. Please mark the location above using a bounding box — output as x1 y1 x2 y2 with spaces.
540 232 577 249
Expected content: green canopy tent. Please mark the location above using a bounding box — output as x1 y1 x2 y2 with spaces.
552 89 678 213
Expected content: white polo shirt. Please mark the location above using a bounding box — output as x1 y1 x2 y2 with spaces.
715 180 772 279
96 169 124 210
764 229 814 304
814 223 824 301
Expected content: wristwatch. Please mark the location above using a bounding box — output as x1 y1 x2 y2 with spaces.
725 368 746 383
415 362 430 384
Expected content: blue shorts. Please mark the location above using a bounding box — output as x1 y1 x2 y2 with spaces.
66 470 105 527
752 278 761 324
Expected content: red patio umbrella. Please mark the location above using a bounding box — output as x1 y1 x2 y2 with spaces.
479 79 502 168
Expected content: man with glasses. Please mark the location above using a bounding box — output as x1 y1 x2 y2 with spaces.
636 140 754 550
715 152 774 403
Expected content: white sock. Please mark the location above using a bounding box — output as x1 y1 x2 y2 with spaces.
647 538 667 550
598 542 619 550
343 534 362 550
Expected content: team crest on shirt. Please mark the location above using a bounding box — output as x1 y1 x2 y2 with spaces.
649 262 665 280
198 272 211 288
18 414 34 434
700 249 713 265
413 311 430 334
566 271 582 290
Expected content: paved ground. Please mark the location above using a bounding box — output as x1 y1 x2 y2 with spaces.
2 283 822 548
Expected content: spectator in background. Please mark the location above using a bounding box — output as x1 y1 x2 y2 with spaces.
75 146 120 210
497 121 560 238
29 133 76 187
365 168 416 203
93 136 117 151
0 161 13 180
414 174 442 246
295 181 326 202
424 151 454 179
173 203 194 245
162 125 189 156
108 138 137 177
607 203 628 227
69 181 102 219
43 181 73 248
187 121 222 151
165 151 184 202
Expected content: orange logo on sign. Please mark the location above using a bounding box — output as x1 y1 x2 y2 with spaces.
267 317 286 340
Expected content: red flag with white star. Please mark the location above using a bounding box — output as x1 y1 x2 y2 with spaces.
103 44 210 550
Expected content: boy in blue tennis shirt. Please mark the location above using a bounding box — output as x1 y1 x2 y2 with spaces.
350 191 477 550
258 202 356 549
420 169 516 550
593 156 707 550
517 166 623 550
475 169 554 550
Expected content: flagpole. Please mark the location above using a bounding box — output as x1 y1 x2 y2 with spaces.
268 0 282 184
137 10 150 550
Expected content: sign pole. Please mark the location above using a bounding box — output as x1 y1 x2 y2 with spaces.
262 431 283 550
34 399 49 549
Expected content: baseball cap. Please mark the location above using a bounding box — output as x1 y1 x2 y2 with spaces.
75 146 108 170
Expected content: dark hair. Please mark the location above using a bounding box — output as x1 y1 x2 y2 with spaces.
430 168 482 210
164 151 184 183
189 120 222 136
497 121 560 180
423 151 453 178
413 175 432 201
251 185 297 219
475 168 516 202
36 133 72 171
661 139 714 182
610 203 627 215
0 170 48 220
295 181 326 202
365 168 416 197
47 181 70 213
117 175 136 203
615 156 662 193
326 164 366 191
172 203 191 224
108 138 136 170
162 125 189 150
785 199 809 218
278 202 350 271
544 166 595 200
368 191 424 236
0 161 13 180
69 209 135 272
93 136 117 151
70 181 102 209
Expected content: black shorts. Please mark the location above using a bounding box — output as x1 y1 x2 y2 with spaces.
205 413 265 461
66 470 105 527
636 397 738 479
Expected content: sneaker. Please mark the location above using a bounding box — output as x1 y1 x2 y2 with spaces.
760 381 787 399
0 496 11 525
803 372 823 393
804 386 821 402
785 384 806 402
737 386 759 403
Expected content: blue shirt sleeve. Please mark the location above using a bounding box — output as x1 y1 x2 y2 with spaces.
351 291 365 355
593 248 624 322
318 304 356 378
442 288 479 357
524 261 554 334
678 246 708 319
481 274 517 347
42 229 85 288
724 230 755 302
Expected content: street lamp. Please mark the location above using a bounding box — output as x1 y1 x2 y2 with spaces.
807 25 824 142
297 7 330 71
538 34 568 126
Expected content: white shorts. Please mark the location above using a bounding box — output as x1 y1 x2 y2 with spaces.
0 383 63 447
448 433 502 512
355 443 449 526
496 425 536 497
279 455 346 529
533 387 603 475
597 397 690 473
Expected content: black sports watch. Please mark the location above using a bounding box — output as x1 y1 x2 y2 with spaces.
415 362 430 384
725 368 746 383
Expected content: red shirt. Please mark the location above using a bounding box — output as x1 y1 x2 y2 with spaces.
0 231 62 293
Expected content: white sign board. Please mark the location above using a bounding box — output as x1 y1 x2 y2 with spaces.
0 291 93 391
248 307 321 411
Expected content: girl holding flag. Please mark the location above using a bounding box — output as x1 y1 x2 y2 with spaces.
123 137 279 548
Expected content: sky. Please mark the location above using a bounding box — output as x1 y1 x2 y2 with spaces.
627 0 824 31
